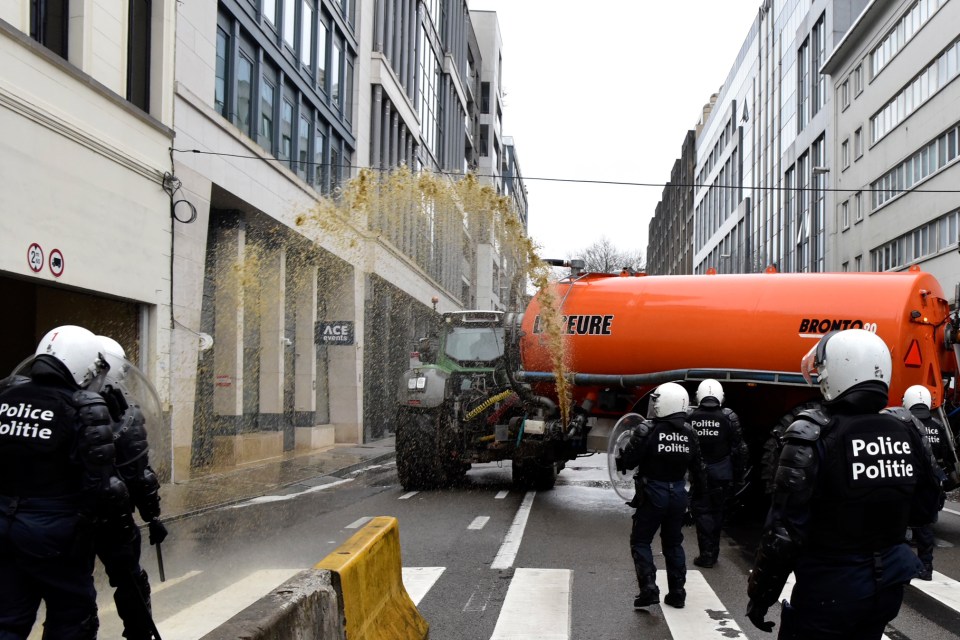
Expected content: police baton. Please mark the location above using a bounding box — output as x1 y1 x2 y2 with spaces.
156 540 165 582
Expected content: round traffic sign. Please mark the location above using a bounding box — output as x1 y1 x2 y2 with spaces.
27 243 44 273
49 248 64 277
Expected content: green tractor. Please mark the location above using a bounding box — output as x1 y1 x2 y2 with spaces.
395 310 581 490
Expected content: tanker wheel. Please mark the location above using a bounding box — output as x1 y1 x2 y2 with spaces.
512 458 558 490
395 409 449 490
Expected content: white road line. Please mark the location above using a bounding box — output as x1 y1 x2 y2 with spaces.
228 478 353 507
156 569 299 639
911 570 960 613
491 491 536 570
468 516 490 530
464 583 496 612
495 490 509 499
656 570 744 638
402 567 445 605
489 568 571 640
98 570 203 616
942 507 960 517
345 516 372 529
399 491 419 500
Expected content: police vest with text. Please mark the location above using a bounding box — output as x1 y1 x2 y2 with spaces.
642 421 697 482
0 383 83 498
688 406 733 464
809 413 927 552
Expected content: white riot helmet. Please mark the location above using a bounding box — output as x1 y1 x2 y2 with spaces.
35 325 106 388
649 382 689 418
696 379 724 405
97 335 129 383
800 329 891 402
903 384 932 410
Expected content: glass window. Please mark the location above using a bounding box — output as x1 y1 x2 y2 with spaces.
331 40 342 107
215 27 229 118
301 1 314 68
345 58 354 124
283 0 296 47
329 144 340 192
264 0 277 24
317 19 328 90
260 79 276 151
854 128 863 158
31 0 69 58
841 201 849 229
314 127 326 190
281 99 294 162
127 0 152 112
298 114 310 179
237 54 254 136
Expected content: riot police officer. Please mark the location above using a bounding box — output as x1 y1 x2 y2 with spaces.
0 325 130 639
687 379 746 568
95 335 166 640
747 329 943 638
902 384 952 580
616 382 705 609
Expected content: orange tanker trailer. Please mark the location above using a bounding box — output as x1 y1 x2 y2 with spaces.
515 267 960 478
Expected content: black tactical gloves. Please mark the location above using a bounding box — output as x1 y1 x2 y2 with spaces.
148 519 168 546
746 599 775 632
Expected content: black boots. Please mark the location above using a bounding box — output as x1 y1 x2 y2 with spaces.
663 589 686 609
633 589 660 608
693 554 717 568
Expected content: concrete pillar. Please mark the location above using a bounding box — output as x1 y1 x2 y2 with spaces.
326 267 364 444
258 245 286 429
213 212 245 431
169 164 212 482
293 264 318 421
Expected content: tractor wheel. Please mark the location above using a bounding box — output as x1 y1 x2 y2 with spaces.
395 409 448 490
512 458 559 490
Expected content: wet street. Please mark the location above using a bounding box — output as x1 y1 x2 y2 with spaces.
40 455 960 639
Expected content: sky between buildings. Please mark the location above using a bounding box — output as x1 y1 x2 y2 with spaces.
469 0 763 264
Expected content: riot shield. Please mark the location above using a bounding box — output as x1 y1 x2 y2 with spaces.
112 358 169 482
607 412 645 501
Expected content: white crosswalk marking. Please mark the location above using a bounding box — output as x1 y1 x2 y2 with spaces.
489 568 571 640
656 570 744 637
157 568 299 639
910 570 960 612
398 491 419 499
402 567 445 605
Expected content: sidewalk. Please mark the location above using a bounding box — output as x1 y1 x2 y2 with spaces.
157 436 397 522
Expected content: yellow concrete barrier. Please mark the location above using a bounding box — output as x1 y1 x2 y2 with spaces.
315 516 429 640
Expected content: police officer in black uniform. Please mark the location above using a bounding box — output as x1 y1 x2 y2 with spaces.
616 382 705 609
746 329 943 638
688 379 746 568
0 325 130 639
901 384 954 580
95 336 166 640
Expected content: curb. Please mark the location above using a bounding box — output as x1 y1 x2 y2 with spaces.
154 451 398 526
